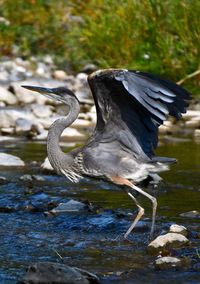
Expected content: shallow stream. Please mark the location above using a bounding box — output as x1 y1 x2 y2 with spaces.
0 138 200 283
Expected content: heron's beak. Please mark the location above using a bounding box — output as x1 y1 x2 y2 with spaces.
22 85 59 101
22 85 53 94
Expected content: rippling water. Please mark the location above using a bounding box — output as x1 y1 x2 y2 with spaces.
0 139 199 283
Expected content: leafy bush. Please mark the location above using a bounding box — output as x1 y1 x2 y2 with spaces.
0 0 199 94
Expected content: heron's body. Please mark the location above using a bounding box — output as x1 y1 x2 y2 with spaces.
23 69 191 238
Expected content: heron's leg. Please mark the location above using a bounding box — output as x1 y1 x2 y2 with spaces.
129 183 157 237
110 176 157 237
124 190 144 239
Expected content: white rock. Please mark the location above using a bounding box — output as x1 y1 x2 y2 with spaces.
33 130 48 141
148 233 189 253
31 104 52 118
53 70 68 81
0 86 18 105
11 81 47 104
1 127 15 135
37 117 57 129
0 108 34 128
15 118 32 134
185 120 200 128
71 118 95 129
0 136 17 142
61 127 86 142
169 224 187 236
155 256 181 270
182 110 200 120
41 157 53 171
0 153 25 166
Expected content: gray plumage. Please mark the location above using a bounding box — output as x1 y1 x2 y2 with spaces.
22 69 191 238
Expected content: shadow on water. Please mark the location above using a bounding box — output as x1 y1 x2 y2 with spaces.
0 139 199 283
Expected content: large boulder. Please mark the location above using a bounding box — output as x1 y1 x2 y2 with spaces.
18 262 100 284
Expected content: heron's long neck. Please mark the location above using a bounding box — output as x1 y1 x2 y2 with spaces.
47 98 80 173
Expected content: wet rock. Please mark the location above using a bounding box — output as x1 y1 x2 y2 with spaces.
148 233 189 254
18 262 100 284
155 256 190 270
0 86 18 105
50 200 87 213
0 205 16 213
180 210 200 218
15 118 33 135
0 153 25 167
0 176 8 185
169 224 188 237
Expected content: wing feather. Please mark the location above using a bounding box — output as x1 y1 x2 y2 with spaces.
87 69 191 158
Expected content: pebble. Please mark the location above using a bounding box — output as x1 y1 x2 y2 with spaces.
18 262 100 284
148 233 189 254
0 153 25 167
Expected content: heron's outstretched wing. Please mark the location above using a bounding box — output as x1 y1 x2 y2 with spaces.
87 69 191 158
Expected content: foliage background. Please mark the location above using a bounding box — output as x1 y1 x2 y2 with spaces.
0 0 199 94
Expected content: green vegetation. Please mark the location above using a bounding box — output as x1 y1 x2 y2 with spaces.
0 0 199 94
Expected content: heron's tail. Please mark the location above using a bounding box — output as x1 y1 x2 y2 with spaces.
151 156 177 165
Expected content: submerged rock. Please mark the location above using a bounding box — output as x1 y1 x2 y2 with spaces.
50 200 87 214
148 233 189 254
18 262 100 284
0 153 25 167
155 256 190 270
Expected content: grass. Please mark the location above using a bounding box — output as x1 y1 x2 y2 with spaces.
0 0 199 95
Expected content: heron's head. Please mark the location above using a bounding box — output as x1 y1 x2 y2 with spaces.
22 85 78 104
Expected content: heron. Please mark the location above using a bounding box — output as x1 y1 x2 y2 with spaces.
22 69 191 238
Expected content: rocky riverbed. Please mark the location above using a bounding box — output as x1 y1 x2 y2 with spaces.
0 57 200 283
0 56 200 150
